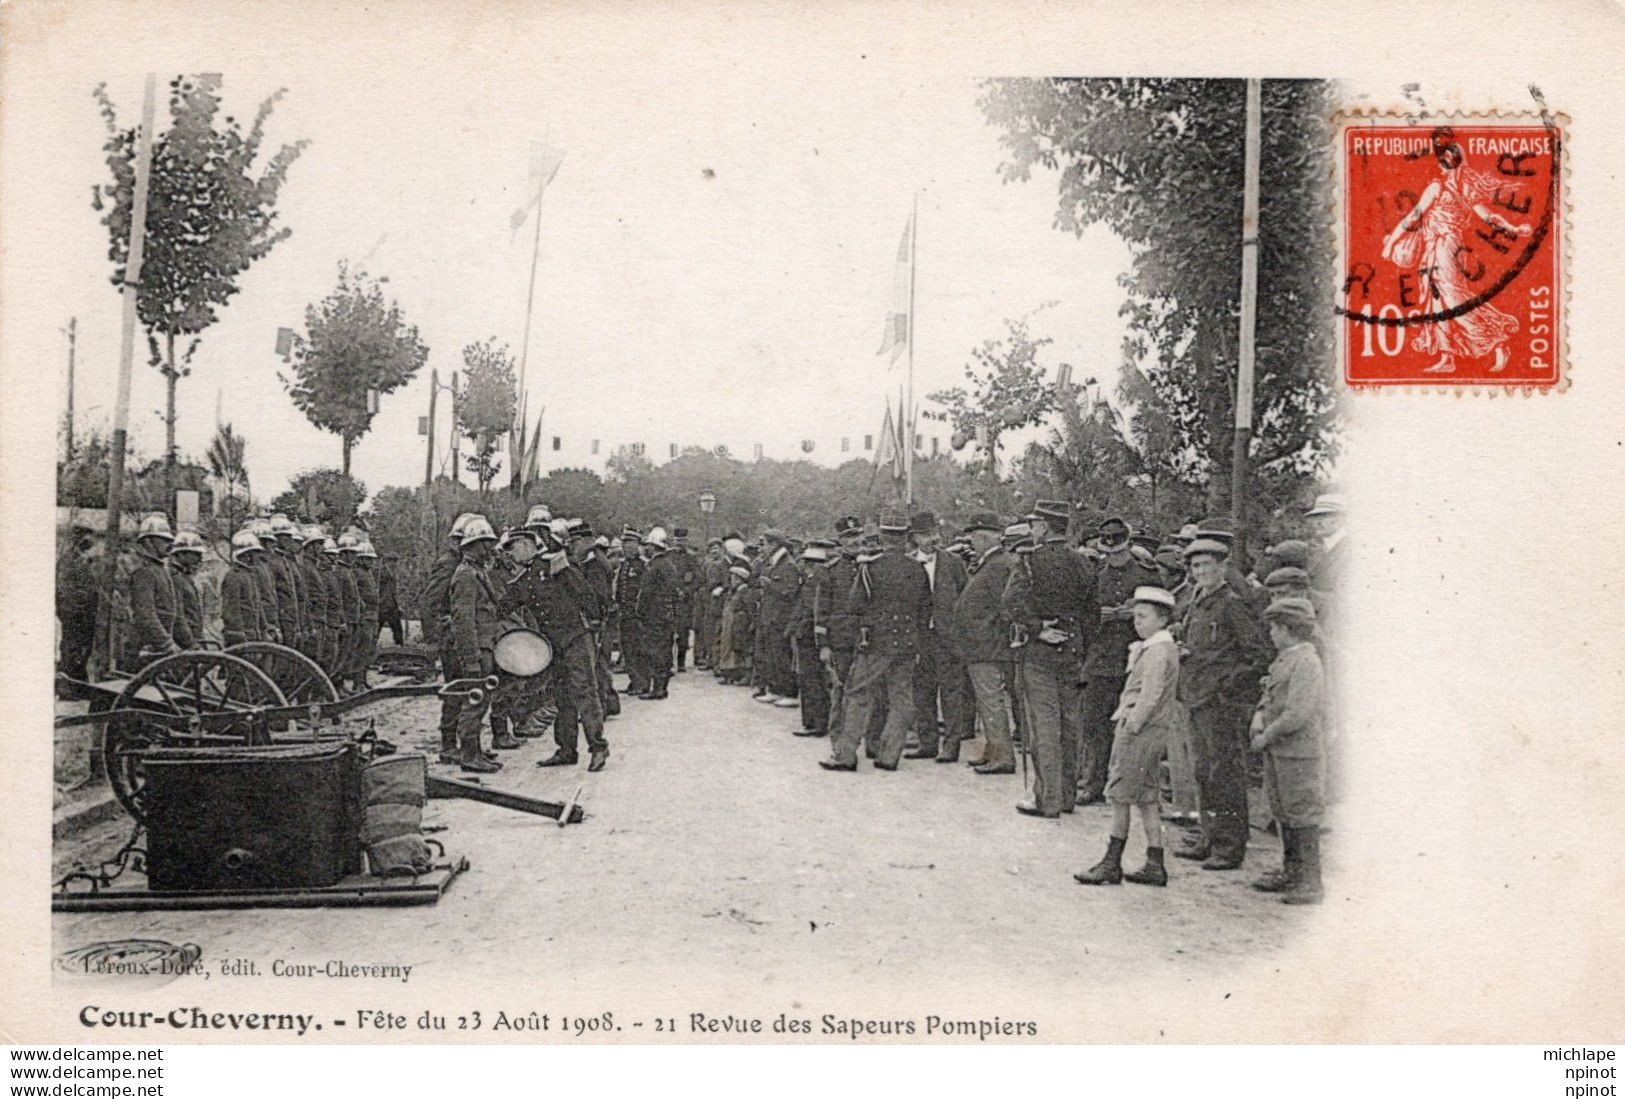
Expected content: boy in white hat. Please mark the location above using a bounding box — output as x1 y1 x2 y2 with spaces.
1076 587 1182 887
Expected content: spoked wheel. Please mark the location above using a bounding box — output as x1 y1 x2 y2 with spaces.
102 651 288 824
225 642 340 706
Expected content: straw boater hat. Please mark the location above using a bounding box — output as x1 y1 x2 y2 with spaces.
1132 585 1177 609
1305 493 1346 518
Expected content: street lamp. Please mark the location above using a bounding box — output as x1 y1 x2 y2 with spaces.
698 490 716 544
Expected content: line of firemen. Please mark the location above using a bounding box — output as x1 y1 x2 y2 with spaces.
418 506 684 776
119 511 384 693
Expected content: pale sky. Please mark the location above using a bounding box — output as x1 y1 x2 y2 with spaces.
9 5 1133 507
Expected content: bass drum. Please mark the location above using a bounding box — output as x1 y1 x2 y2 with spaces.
493 627 554 677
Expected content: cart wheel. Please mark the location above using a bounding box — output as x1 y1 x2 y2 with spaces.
225 642 340 706
102 651 288 824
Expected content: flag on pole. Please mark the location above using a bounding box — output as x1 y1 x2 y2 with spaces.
510 142 565 239
868 399 906 490
876 214 913 365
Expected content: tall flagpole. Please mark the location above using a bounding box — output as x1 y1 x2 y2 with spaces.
905 191 918 507
513 179 545 493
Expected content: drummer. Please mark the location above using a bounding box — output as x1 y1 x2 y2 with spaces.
502 528 610 773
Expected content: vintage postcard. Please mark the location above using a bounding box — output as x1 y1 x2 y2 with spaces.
2 0 1623 1051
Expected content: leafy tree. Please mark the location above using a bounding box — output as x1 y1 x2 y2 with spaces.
979 77 1339 517
269 468 366 529
527 468 609 529
93 74 307 499
205 422 250 525
282 265 429 474
924 314 1060 477
454 339 517 495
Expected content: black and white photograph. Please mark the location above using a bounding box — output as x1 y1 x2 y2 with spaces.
3 0 1624 1070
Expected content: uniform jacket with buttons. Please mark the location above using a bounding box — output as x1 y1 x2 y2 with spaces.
790 564 830 642
1000 540 1099 656
356 566 380 626
449 559 501 669
299 554 328 630
127 550 179 653
758 547 801 629
615 554 647 621
221 562 263 645
578 553 613 624
823 552 860 652
846 546 931 657
250 558 280 638
500 556 590 650
636 550 680 628
950 546 1015 665
168 564 201 648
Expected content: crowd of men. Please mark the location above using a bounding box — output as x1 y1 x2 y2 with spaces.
56 511 402 693
57 488 1346 903
663 493 1346 904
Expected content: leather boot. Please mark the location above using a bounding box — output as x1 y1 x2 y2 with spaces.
1123 846 1168 887
536 750 578 768
1281 827 1324 905
490 726 523 750
1251 829 1297 893
587 748 608 773
460 733 499 773
1074 835 1126 885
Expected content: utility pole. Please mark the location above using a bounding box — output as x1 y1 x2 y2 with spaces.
1229 78 1262 535
424 367 438 491
94 73 157 679
904 191 918 508
64 318 77 461
449 371 461 486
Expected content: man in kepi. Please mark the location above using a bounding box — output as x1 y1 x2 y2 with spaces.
820 515 930 773
1175 537 1271 870
1004 502 1097 813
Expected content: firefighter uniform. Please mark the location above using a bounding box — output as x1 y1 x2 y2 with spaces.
823 525 931 771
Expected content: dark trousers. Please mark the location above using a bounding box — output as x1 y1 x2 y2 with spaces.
1002 663 1025 745
794 634 830 732
552 637 610 758
912 633 972 755
826 649 855 741
383 610 403 646
622 616 648 691
760 622 796 697
59 615 95 680
1078 673 1126 798
1189 699 1252 861
644 618 674 689
832 651 915 767
673 610 691 669
1021 651 1085 813
455 652 495 758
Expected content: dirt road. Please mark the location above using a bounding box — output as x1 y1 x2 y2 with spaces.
53 670 1304 1007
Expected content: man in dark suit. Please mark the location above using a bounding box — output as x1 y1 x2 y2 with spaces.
906 511 972 761
616 528 649 695
635 527 679 699
820 516 931 772
756 528 801 706
948 513 1015 769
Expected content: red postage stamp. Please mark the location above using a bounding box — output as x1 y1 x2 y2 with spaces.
1339 116 1563 388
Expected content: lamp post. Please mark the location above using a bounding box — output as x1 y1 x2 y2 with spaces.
698 490 716 545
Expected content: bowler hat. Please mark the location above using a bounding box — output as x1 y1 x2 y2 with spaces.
909 511 938 534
